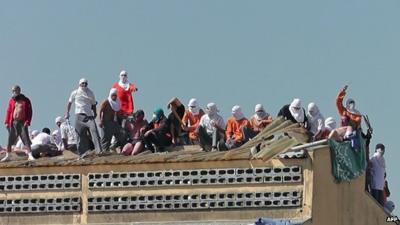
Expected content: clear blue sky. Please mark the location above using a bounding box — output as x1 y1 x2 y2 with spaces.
1 0 399 215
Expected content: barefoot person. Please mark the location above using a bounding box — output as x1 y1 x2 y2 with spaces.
2 85 34 161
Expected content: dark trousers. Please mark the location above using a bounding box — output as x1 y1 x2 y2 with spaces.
65 144 78 154
101 120 123 151
75 114 102 155
7 120 31 150
197 126 223 149
31 144 61 159
225 126 255 150
144 132 172 151
371 189 384 206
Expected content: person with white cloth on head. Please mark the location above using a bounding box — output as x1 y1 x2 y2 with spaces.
277 98 308 126
314 117 337 141
250 104 273 134
65 78 101 158
306 102 325 137
182 98 205 144
55 116 78 153
197 103 226 151
225 105 253 150
369 143 386 206
99 88 124 152
112 70 138 119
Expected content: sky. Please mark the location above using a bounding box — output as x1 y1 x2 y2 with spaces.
0 0 399 216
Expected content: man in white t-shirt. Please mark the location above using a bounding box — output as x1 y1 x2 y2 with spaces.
197 102 226 151
369 143 386 206
31 128 61 159
65 78 101 158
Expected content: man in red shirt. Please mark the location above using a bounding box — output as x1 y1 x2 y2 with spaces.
3 85 34 162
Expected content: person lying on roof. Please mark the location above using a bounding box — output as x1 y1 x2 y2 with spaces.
306 102 325 139
197 102 226 151
167 97 186 145
143 108 172 152
182 98 205 145
250 104 273 135
278 98 308 127
121 110 148 156
225 105 254 150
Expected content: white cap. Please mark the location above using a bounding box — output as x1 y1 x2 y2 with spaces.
31 130 40 137
255 104 264 113
120 70 128 76
188 98 198 107
79 78 88 85
52 130 60 136
206 102 219 114
55 116 64 124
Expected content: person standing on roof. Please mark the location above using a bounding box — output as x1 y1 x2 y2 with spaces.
306 102 325 138
55 116 78 153
225 105 253 150
278 98 308 126
65 78 101 158
197 102 226 151
113 70 138 125
3 85 35 162
369 143 386 206
182 98 205 144
99 88 124 152
250 104 273 135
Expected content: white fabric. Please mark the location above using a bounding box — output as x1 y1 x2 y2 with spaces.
206 102 219 117
345 98 361 115
15 139 25 149
79 78 88 85
118 70 130 90
232 105 245 120
108 88 121 112
55 116 64 125
289 98 305 123
254 104 269 121
385 201 395 214
188 98 200 115
31 132 53 148
60 122 78 145
307 103 325 134
69 87 96 116
199 114 225 134
370 151 386 190
52 130 62 149
324 117 337 131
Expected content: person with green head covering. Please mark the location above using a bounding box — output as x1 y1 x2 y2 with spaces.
143 107 173 152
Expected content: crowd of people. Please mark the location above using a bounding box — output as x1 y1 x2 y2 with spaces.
0 71 394 213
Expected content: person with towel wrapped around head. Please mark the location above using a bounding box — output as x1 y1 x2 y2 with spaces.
65 78 101 159
314 117 337 141
250 104 273 135
2 85 34 162
277 98 308 126
182 98 205 144
143 108 172 152
99 88 124 152
306 102 325 139
197 102 226 151
225 105 254 150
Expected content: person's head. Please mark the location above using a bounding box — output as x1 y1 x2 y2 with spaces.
52 130 59 138
135 109 145 122
119 70 128 83
167 97 182 110
55 116 64 127
109 88 118 101
30 130 40 139
42 127 51 135
79 78 88 88
153 107 164 121
345 98 356 111
11 85 21 97
290 98 302 112
324 117 337 131
375 143 385 155
206 103 219 117
232 105 245 121
188 98 200 115
307 102 320 117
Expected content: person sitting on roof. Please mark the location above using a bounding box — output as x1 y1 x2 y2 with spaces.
55 116 78 153
329 85 363 143
278 98 308 126
52 130 62 150
250 104 273 135
143 108 172 152
121 110 148 156
99 88 124 152
31 128 62 159
306 102 325 139
369 143 386 206
314 117 337 141
182 98 205 145
197 102 226 151
167 97 186 145
225 105 254 150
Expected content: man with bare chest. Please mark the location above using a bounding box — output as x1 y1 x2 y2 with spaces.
2 85 34 161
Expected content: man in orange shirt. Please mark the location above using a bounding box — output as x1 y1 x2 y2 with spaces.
182 98 204 144
225 105 253 150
